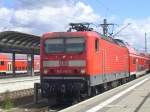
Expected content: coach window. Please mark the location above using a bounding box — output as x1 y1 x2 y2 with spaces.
133 58 136 64
146 60 149 64
95 39 99 52
0 61 4 66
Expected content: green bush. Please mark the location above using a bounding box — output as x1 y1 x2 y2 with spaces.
2 91 13 110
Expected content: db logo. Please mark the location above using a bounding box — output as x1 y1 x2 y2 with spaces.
59 60 68 66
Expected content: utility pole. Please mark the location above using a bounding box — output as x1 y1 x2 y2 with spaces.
100 19 114 36
145 32 147 52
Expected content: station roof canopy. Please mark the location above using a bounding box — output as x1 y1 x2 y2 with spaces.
0 31 40 55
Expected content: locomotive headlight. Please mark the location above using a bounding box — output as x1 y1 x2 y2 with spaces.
81 69 86 74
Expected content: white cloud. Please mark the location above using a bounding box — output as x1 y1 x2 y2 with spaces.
115 18 150 52
13 0 76 9
0 8 13 29
1 0 150 52
0 1 100 35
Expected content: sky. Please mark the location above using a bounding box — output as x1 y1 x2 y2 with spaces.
0 0 150 52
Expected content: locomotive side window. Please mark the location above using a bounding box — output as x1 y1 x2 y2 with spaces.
95 39 99 52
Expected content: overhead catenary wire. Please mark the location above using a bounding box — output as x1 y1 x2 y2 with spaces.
113 23 131 37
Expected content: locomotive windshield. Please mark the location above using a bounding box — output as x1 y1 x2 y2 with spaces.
45 37 85 53
45 39 64 53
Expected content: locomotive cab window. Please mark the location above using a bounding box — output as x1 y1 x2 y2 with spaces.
66 38 85 53
45 39 64 53
44 37 85 53
95 39 99 52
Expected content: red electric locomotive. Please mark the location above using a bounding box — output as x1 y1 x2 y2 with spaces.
40 23 150 102
40 23 141 102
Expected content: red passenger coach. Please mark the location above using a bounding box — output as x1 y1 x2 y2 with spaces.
40 23 134 102
127 45 150 78
0 54 40 75
0 54 9 74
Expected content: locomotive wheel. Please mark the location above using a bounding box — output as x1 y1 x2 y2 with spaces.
91 87 99 96
55 95 63 105
56 95 72 105
103 83 108 91
96 84 105 93
111 81 118 88
73 90 81 103
130 75 136 80
121 78 127 84
87 86 92 97
117 79 122 86
55 91 66 105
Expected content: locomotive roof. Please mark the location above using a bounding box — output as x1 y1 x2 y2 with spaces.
43 31 149 56
43 31 127 48
95 32 127 47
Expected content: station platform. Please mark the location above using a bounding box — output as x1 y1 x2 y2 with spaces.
0 76 40 93
60 74 150 112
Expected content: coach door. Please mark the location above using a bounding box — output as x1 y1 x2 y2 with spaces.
102 49 106 82
7 62 12 73
136 58 138 73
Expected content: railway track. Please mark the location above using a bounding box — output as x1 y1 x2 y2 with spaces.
0 88 34 102
0 75 147 112
0 81 126 112
0 88 48 112
0 73 40 79
0 87 67 112
0 87 78 112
